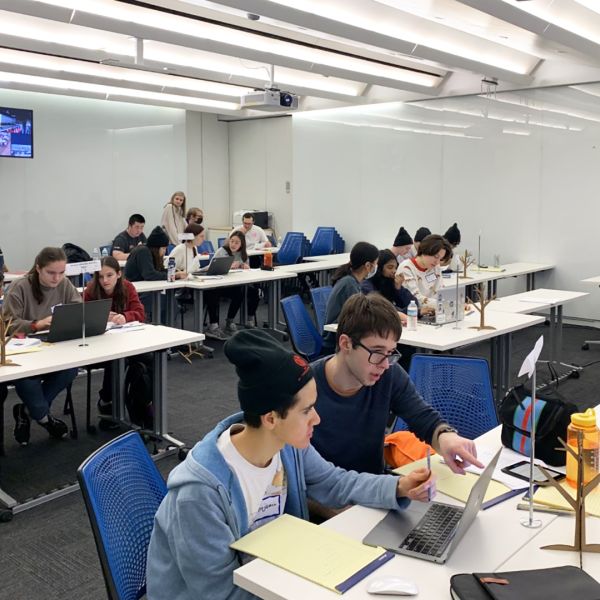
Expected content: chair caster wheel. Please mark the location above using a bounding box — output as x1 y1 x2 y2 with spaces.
582 343 590 351
570 371 581 379
0 510 13 523
178 448 189 461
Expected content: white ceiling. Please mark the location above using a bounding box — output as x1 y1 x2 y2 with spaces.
2 0 600 118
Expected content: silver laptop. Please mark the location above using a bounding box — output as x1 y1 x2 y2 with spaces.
363 448 501 564
192 254 235 276
434 285 466 324
34 299 112 343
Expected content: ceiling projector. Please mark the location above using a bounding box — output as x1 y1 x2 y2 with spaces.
241 88 299 111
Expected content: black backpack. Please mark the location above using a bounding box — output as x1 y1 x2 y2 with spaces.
124 356 154 429
62 243 91 263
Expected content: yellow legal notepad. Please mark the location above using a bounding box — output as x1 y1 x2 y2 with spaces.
393 455 511 504
230 514 393 594
533 483 600 517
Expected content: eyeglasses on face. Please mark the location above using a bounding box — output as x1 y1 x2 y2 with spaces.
352 339 401 365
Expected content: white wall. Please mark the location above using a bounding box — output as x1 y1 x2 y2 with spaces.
0 89 228 270
291 94 600 320
228 116 293 238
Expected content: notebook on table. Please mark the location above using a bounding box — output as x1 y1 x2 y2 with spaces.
363 448 501 564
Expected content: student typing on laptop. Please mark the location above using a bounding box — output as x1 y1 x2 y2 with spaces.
146 330 436 600
311 293 482 479
2 247 80 445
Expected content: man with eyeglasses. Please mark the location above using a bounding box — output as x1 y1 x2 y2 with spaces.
311 293 482 476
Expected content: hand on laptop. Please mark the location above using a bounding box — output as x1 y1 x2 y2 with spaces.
397 468 436 502
437 434 483 475
35 315 52 331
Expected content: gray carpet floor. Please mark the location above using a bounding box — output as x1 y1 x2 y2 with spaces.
1 304 599 600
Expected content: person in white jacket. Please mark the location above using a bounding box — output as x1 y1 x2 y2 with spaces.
160 191 187 246
165 223 206 274
397 234 452 314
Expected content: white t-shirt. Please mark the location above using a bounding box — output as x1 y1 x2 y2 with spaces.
231 225 268 250
217 425 287 530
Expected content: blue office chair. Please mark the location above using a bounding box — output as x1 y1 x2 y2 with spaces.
276 233 305 265
280 295 323 360
392 355 498 439
198 240 215 254
166 244 175 255
310 227 336 256
78 431 167 600
310 286 332 334
217 237 226 248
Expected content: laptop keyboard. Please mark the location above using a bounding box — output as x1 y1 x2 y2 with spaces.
399 503 462 557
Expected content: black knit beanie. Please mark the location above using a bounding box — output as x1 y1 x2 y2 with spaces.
224 329 313 415
444 223 461 246
414 227 431 243
147 226 170 248
393 227 413 247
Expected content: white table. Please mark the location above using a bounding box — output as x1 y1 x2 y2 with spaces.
234 427 559 599
2 272 25 283
303 253 349 263
0 325 203 517
325 311 544 402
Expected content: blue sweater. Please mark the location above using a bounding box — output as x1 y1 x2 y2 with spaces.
322 274 361 354
310 357 445 474
146 413 407 600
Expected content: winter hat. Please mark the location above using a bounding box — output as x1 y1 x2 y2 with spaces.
414 227 431 243
224 329 313 415
393 227 413 247
443 223 461 246
146 226 170 248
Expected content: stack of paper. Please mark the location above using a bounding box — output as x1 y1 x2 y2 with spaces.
393 454 511 504
230 514 393 594
533 483 600 517
6 337 43 356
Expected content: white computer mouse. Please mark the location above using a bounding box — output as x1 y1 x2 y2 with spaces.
367 576 419 596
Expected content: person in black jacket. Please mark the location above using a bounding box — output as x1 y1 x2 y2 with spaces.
124 226 186 322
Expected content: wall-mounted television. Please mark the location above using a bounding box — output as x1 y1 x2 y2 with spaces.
0 107 33 158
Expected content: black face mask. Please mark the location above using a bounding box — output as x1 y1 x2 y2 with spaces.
197 217 203 225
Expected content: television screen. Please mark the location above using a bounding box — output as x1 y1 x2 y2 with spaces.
0 107 33 158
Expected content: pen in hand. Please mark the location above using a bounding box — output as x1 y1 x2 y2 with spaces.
426 447 431 502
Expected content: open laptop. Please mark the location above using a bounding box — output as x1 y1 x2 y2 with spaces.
34 299 112 343
363 448 501 564
192 254 235 277
420 285 467 326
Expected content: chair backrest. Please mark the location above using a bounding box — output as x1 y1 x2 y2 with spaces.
310 227 336 256
166 243 175 255
77 431 167 600
280 295 323 360
277 232 305 265
217 237 225 248
393 355 498 438
310 286 332 334
198 240 215 254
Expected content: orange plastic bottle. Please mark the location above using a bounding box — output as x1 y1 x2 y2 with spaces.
566 408 599 488
262 249 273 270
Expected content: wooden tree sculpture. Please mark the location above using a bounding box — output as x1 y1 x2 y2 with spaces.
459 250 475 279
0 316 21 367
539 435 600 554
469 283 496 331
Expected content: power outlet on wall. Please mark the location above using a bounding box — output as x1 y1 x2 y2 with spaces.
285 181 291 194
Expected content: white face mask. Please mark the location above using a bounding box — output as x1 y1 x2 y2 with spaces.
365 263 377 279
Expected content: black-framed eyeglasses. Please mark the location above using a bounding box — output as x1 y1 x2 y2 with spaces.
352 340 401 366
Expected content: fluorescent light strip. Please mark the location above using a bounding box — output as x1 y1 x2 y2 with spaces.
0 48 251 97
297 115 483 138
36 0 439 87
0 71 239 110
144 42 362 96
502 128 530 136
255 0 534 74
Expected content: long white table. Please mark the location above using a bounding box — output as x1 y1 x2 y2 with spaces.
325 311 544 402
0 325 204 517
234 426 567 599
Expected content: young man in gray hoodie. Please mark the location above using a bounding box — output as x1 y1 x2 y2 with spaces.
146 329 435 600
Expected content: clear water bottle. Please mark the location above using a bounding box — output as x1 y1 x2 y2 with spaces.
435 299 446 324
92 247 100 260
101 247 109 258
566 408 599 488
407 300 418 331
167 256 176 282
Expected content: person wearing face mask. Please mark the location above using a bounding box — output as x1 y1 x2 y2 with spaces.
397 234 452 315
185 207 204 226
321 241 379 356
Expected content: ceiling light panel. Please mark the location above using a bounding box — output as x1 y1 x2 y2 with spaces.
219 0 539 75
0 70 239 110
0 47 252 97
34 0 440 87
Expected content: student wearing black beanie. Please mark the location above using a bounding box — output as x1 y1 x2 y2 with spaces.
413 227 431 252
442 223 461 270
147 329 436 600
391 226 414 262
